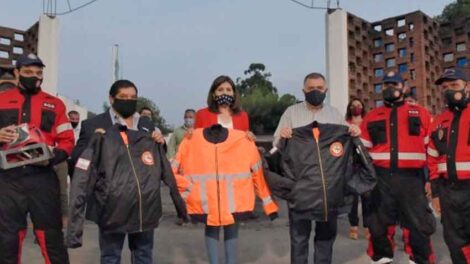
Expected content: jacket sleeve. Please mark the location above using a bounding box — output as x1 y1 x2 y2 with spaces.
359 116 373 149
52 100 75 162
159 143 187 219
66 133 102 248
427 120 442 197
260 146 295 200
70 119 92 175
250 144 278 216
347 137 377 195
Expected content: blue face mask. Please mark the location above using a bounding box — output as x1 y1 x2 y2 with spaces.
184 118 194 128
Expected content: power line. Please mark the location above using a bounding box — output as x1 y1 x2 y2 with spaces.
286 0 340 10
56 0 99 16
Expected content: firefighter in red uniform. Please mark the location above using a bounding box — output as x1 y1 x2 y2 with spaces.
360 71 436 264
0 53 74 264
428 68 470 264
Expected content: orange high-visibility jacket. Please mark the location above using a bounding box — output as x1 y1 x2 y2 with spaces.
172 128 278 226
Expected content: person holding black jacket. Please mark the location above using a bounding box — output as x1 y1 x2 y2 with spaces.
66 79 187 264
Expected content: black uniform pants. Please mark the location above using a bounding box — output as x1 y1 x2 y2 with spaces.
367 168 435 264
348 194 371 227
440 180 470 264
288 210 337 264
0 166 69 264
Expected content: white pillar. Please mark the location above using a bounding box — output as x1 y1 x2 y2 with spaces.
37 15 59 95
325 9 349 116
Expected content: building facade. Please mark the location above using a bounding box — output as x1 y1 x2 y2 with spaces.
327 9 470 115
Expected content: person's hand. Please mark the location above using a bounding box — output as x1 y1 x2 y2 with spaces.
152 131 165 144
185 128 194 139
0 125 18 143
280 127 293 139
348 124 361 137
425 182 432 201
432 197 441 215
246 131 256 141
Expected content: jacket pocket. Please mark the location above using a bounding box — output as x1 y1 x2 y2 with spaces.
367 120 387 145
40 109 56 132
0 109 19 127
408 116 421 136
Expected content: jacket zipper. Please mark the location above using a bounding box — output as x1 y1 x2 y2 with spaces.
125 145 144 232
314 139 328 222
215 145 222 225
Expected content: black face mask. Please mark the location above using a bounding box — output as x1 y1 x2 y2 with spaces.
382 86 403 103
305 90 326 106
112 99 137 118
445 89 468 111
19 75 42 94
214 94 235 106
70 122 79 129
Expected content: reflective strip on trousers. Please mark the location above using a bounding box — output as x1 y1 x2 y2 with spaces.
369 152 426 161
438 162 470 172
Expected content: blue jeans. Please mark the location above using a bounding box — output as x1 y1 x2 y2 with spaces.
99 229 154 264
205 224 239 264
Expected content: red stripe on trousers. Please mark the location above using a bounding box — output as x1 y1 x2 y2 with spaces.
17 229 26 264
402 227 413 257
34 230 52 264
462 244 470 263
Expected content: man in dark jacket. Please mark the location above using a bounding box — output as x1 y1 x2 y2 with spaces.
67 79 187 264
268 121 376 264
70 80 165 175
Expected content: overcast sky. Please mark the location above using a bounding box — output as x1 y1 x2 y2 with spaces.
2 0 450 126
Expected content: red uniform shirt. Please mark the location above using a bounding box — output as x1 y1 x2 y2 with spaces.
0 88 74 155
427 106 470 181
360 101 431 169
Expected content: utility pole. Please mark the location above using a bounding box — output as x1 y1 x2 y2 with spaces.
112 44 120 83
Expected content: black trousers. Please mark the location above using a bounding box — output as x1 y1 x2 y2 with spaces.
440 180 470 264
288 210 337 264
0 166 69 264
367 168 435 264
348 194 371 227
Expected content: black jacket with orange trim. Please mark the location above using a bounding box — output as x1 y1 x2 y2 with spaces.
265 122 376 221
66 124 186 248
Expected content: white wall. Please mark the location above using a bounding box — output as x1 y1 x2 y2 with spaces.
37 15 59 95
325 9 349 116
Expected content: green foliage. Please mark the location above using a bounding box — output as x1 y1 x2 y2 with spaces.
436 0 470 24
237 63 296 134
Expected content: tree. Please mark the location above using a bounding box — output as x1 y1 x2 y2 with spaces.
436 0 470 24
237 63 296 134
236 63 278 96
102 97 173 134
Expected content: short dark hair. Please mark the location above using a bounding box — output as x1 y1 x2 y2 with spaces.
139 106 153 114
345 97 367 120
304 72 326 84
184 109 195 115
207 75 241 114
109 79 138 97
68 110 79 116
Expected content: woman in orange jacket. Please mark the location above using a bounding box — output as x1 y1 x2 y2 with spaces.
172 124 278 264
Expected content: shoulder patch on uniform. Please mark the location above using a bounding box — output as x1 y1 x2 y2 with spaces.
141 151 155 165
76 158 91 171
329 141 344 157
